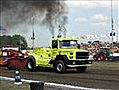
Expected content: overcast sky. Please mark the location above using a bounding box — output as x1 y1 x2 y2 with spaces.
65 0 119 43
1 0 119 47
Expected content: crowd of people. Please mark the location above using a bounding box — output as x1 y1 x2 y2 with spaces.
78 41 119 55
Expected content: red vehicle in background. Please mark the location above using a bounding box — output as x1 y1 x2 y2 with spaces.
93 47 110 61
0 49 28 69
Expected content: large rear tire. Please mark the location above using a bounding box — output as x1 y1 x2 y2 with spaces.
76 66 87 73
26 57 36 71
55 60 66 73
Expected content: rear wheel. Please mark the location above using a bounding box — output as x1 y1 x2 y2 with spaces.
76 66 87 73
26 57 36 71
55 60 66 73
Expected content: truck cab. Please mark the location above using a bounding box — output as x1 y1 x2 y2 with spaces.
27 36 93 73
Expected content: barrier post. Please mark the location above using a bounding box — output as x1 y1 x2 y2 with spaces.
30 82 44 90
14 71 22 85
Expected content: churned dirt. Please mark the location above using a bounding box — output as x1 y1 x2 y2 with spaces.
0 61 119 89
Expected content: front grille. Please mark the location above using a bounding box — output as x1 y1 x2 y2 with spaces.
76 52 89 59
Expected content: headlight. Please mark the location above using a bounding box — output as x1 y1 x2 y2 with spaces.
89 61 92 63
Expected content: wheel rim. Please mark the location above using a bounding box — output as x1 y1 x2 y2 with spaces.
28 61 32 69
57 63 63 72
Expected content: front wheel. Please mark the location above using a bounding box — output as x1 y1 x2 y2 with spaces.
55 60 66 73
26 58 36 71
76 66 87 73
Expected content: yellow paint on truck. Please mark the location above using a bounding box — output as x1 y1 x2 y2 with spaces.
27 36 93 73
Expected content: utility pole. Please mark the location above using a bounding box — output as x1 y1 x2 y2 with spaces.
58 25 62 37
110 0 115 47
115 25 119 42
19 36 21 51
117 27 118 42
31 17 35 49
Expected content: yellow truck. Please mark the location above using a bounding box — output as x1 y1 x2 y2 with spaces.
26 36 92 73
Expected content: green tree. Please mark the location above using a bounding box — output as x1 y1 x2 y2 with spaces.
12 34 28 50
0 35 12 48
0 34 28 50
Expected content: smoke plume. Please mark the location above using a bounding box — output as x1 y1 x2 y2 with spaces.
0 0 67 35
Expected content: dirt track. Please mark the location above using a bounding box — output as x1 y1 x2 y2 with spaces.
0 61 119 89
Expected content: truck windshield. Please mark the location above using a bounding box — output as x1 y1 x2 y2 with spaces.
59 40 77 48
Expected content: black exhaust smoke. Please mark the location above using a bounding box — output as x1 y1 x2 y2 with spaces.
0 0 67 35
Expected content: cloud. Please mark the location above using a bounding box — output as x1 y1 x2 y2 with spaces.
90 14 109 26
65 0 118 8
75 16 87 22
91 22 107 26
75 14 109 26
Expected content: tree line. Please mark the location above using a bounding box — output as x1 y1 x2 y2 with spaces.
0 34 28 50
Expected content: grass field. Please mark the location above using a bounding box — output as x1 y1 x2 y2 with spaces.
0 80 30 90
90 61 119 70
0 80 59 90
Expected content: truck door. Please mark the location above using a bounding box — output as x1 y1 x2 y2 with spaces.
52 40 58 59
42 49 52 66
39 48 52 66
